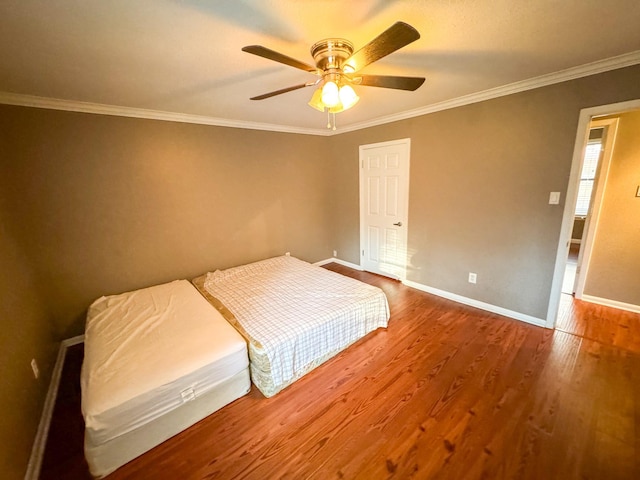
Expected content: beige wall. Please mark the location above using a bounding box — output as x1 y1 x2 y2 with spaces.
584 109 640 305
0 106 333 338
0 193 57 478
330 64 640 320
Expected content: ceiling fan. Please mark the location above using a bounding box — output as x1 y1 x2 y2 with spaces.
242 22 425 129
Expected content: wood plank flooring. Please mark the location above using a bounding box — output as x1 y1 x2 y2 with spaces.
40 264 640 479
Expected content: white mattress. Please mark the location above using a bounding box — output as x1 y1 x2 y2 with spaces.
81 279 249 445
196 255 390 397
85 369 251 478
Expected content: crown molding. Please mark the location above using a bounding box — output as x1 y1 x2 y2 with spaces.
335 50 640 134
0 92 330 136
1 50 639 136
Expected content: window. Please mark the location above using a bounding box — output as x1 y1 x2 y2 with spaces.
574 138 602 217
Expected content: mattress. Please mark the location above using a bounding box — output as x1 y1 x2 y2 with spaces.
193 255 390 397
81 279 249 447
85 369 250 478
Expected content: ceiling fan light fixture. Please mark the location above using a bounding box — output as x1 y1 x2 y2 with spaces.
308 82 359 113
308 88 325 112
338 84 359 110
321 80 340 107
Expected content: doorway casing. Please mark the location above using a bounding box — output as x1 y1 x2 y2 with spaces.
546 98 640 328
572 117 619 298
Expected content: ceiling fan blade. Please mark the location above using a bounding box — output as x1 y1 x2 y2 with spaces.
344 22 420 72
242 45 317 73
250 83 312 100
355 74 425 91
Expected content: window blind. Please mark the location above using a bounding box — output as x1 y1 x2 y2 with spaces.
574 141 601 217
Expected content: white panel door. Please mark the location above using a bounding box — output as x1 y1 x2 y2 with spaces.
360 139 410 280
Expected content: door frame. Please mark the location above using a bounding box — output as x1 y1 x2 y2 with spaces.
546 98 640 328
573 117 619 298
359 138 411 281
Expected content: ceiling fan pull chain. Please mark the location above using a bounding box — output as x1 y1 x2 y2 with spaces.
332 112 337 131
327 109 331 129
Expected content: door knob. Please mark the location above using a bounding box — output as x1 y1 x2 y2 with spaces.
393 221 403 226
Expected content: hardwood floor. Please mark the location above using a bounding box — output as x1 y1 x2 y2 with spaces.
40 264 640 479
556 293 640 354
562 243 580 294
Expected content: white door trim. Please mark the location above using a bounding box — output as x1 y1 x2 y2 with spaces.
546 98 640 328
359 138 411 281
573 117 619 298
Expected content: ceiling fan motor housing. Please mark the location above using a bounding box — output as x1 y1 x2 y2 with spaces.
310 38 354 73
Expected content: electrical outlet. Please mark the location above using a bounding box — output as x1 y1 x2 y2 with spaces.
468 272 477 284
285 251 290 256
31 358 39 379
333 250 337 257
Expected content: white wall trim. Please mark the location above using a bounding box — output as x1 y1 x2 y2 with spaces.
580 295 640 314
336 50 640 134
0 92 330 137
62 334 86 347
319 261 547 327
313 258 333 266
574 118 620 299
2 51 639 136
314 257 363 270
403 279 547 328
25 334 85 480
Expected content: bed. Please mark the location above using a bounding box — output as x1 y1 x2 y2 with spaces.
81 279 250 478
192 255 390 398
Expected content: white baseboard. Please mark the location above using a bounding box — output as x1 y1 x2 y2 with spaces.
402 279 547 328
570 239 582 245
580 295 640 314
314 261 546 328
62 334 85 347
25 334 85 480
314 257 363 270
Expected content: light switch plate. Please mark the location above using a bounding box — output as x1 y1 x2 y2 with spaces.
549 192 561 205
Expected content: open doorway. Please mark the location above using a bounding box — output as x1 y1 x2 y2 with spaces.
546 99 640 328
561 120 616 295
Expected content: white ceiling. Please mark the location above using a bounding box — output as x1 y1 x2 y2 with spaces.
1 0 640 134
